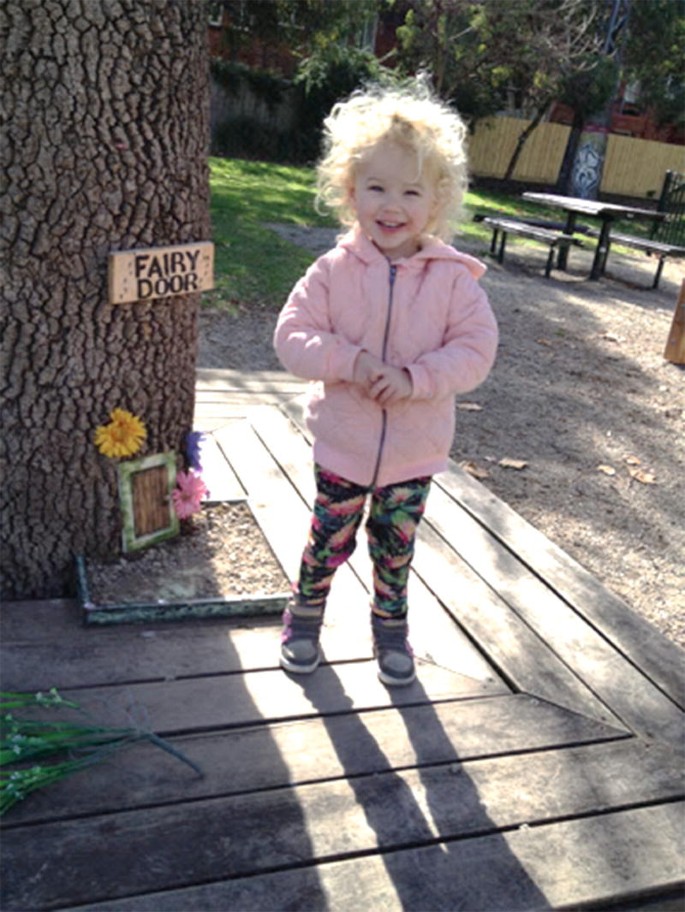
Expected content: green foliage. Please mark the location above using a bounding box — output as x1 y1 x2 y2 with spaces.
394 0 492 120
392 0 606 124
294 45 387 161
210 59 289 111
210 60 299 162
1 689 201 816
217 0 381 63
210 44 391 164
218 0 285 59
621 0 685 127
558 53 619 121
211 0 389 163
212 116 301 163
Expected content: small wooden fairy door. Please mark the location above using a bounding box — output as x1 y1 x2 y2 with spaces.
118 453 180 553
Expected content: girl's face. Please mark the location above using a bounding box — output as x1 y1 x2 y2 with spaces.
349 141 438 261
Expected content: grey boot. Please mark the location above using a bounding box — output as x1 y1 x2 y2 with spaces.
280 600 324 674
371 613 415 686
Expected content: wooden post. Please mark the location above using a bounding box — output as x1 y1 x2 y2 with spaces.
664 280 685 364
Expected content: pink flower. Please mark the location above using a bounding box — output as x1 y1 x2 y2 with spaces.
172 470 208 519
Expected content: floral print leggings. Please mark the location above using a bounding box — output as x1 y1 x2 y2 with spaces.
296 465 432 619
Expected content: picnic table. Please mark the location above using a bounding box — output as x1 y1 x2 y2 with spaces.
522 192 663 280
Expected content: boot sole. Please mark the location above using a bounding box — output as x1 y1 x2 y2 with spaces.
280 653 321 674
377 667 416 687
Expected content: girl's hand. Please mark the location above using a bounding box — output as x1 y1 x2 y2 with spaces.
368 365 413 405
353 350 386 390
353 351 413 404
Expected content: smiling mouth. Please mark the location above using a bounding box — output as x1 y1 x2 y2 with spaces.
377 220 406 230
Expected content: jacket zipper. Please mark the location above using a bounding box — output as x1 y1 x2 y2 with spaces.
370 263 397 487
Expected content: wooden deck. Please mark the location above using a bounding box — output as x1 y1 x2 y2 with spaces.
1 368 683 911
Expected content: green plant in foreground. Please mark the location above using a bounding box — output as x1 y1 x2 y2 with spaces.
0 689 203 817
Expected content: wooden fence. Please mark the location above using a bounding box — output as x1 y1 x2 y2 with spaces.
468 116 685 199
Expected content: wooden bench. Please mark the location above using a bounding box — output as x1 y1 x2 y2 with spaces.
601 170 685 288
483 216 584 278
601 233 685 289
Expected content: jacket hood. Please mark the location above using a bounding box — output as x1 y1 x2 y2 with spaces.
338 224 487 280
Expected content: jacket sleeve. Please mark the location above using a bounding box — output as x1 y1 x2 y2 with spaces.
406 270 498 399
273 256 362 382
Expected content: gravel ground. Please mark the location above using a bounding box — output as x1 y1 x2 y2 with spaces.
198 224 685 648
87 503 288 604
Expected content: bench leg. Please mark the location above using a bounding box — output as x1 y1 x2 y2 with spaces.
591 221 611 280
545 245 556 278
490 228 499 256
652 256 665 290
497 232 507 264
557 213 577 270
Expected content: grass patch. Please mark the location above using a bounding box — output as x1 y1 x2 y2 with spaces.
208 157 335 311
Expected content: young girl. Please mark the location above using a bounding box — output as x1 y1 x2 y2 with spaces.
274 83 498 685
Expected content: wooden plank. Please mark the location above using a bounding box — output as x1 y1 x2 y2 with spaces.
199 430 245 502
213 418 376 633
195 367 306 392
194 397 299 416
192 412 247 432
426 483 685 746
0 600 283 677
81 594 288 628
412 522 624 727
3 595 498 693
58 803 685 912
3 694 628 826
0 597 82 639
437 464 685 710
36 661 500 737
279 398 623 725
248 405 501 684
195 388 306 403
3 747 681 911
213 418 312 581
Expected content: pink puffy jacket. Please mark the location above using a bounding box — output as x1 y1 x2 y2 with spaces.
274 225 498 487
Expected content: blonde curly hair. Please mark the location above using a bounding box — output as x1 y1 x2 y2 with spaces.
316 83 469 241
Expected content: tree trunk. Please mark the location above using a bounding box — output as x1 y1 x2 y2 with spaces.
555 109 586 195
1 0 211 598
502 106 547 183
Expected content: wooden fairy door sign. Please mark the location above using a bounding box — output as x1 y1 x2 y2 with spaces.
109 242 214 304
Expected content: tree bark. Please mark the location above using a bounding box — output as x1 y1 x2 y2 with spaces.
1 0 211 598
555 109 586 195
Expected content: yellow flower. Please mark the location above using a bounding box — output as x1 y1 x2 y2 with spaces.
94 408 147 459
